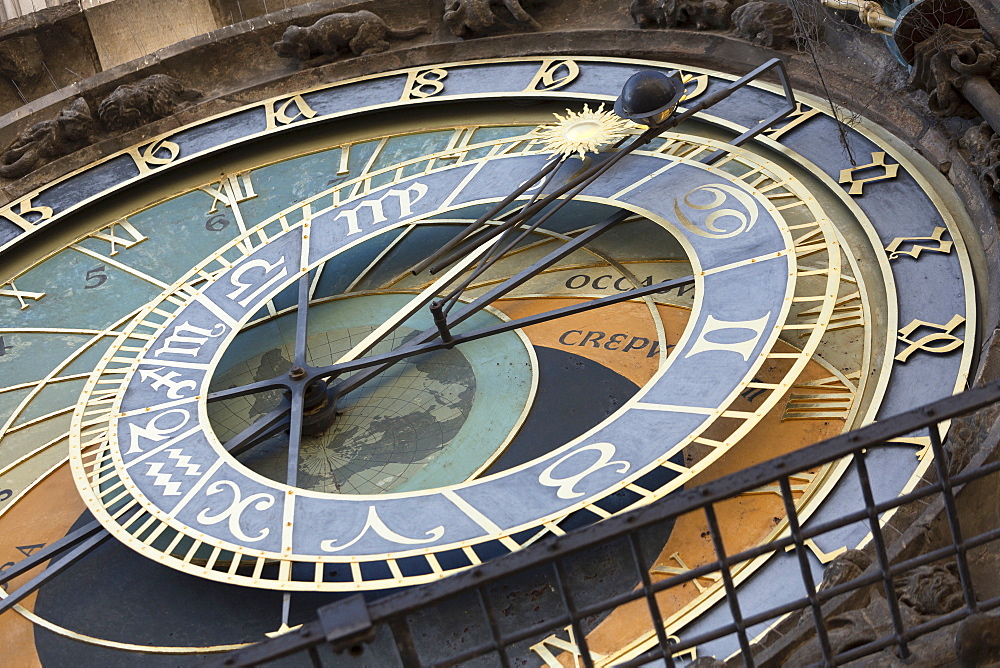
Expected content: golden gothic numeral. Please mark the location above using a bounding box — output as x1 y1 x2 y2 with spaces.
401 68 448 100
885 227 953 260
679 72 709 102
763 102 822 141
0 196 53 230
264 94 318 130
838 151 900 195
895 314 965 362
524 59 580 91
128 137 181 173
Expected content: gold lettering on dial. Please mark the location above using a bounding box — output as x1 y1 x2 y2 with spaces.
895 315 965 362
781 375 855 421
795 291 864 335
195 480 275 543
0 280 45 310
319 506 444 552
538 443 630 500
226 256 290 307
86 218 148 255
885 227 953 260
839 151 900 195
335 183 428 235
264 94 318 130
200 171 258 213
685 313 771 361
0 196 54 230
524 59 580 91
530 625 606 668
153 321 226 358
401 68 448 100
745 471 818 496
128 137 181 173
784 539 847 564
651 552 722 592
763 102 821 141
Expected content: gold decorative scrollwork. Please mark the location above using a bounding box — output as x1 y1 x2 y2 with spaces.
673 183 760 239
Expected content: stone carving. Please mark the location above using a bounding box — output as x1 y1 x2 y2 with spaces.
818 549 871 591
273 11 427 65
731 1 801 49
443 0 543 38
960 121 1000 212
0 98 97 180
909 25 1000 119
896 563 965 616
630 0 736 31
0 36 44 88
785 561 964 665
97 74 202 132
955 613 1000 666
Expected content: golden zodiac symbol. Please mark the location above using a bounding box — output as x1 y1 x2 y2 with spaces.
885 226 953 260
838 151 899 195
673 183 759 239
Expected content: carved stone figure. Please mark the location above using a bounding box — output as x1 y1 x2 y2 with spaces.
955 613 1000 666
444 0 543 38
731 1 800 49
960 121 1000 211
273 11 427 65
97 74 202 132
0 36 44 88
630 0 736 31
909 25 1000 119
0 98 97 180
785 562 964 665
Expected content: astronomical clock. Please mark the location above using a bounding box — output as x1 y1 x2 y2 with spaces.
0 38 982 667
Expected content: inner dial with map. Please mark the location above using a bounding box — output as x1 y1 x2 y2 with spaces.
0 57 975 664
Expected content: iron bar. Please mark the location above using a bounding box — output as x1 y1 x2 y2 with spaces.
476 585 510 668
628 532 674 666
324 211 631 398
928 423 979 613
208 377 1000 667
315 272 695 382
703 503 755 666
410 156 564 275
779 475 836 666
855 450 910 659
0 519 105 586
0 530 114 615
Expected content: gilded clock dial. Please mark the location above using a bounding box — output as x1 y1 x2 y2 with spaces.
0 57 976 665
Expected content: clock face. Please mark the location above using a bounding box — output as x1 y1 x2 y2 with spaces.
0 57 976 664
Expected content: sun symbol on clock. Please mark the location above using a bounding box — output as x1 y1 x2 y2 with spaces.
534 104 637 159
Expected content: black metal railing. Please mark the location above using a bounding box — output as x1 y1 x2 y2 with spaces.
205 379 1000 667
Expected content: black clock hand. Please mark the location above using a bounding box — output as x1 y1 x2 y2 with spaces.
319 208 641 396
317 271 697 380
210 57 797 450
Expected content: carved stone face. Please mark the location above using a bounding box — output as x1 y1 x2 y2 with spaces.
274 25 308 59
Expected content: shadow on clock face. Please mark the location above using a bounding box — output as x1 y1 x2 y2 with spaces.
32 345 680 664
